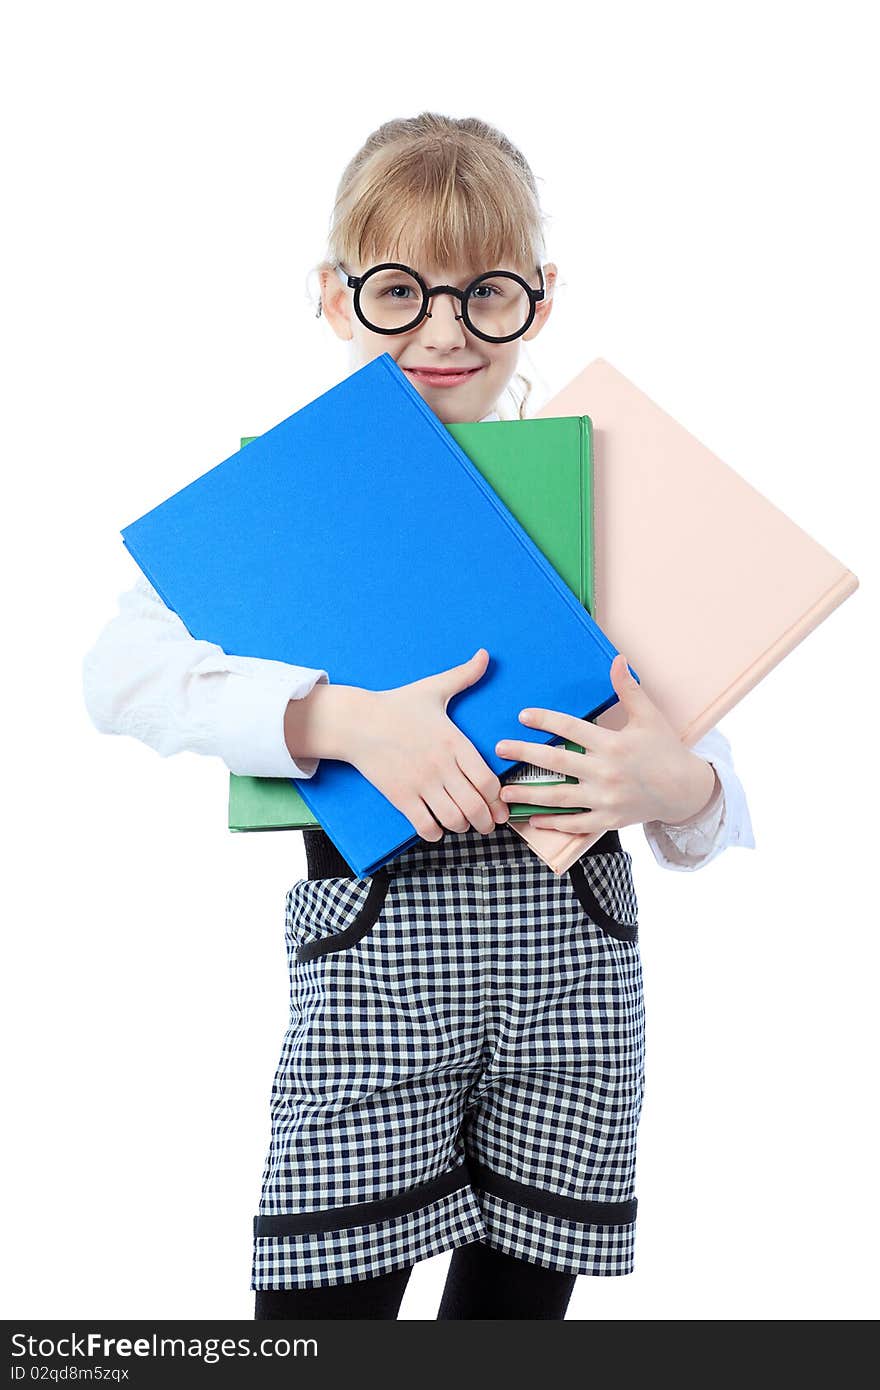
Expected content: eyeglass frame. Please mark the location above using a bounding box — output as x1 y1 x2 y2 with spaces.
323 260 546 344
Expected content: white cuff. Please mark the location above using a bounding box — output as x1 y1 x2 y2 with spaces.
192 653 330 778
642 733 756 872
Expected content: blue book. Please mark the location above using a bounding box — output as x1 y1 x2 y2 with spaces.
121 353 637 876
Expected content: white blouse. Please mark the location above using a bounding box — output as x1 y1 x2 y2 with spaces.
82 409 755 872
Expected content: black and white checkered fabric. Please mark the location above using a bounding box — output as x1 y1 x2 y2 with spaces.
251 825 645 1289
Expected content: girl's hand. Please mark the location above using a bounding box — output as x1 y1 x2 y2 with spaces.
495 654 718 835
346 648 510 842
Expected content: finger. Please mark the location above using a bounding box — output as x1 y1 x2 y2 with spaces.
454 745 506 824
439 648 490 703
502 781 586 807
517 707 614 751
495 738 585 780
409 798 444 842
527 812 607 833
446 773 495 834
426 785 473 835
455 740 502 801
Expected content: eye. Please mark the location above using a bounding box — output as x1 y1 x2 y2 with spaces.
468 282 501 300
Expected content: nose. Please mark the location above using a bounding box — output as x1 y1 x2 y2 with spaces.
418 291 468 349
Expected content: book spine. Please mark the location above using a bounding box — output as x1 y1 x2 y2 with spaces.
575 416 584 608
581 416 591 613
681 569 860 745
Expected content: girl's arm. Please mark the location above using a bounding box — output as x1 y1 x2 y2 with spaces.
82 573 509 840
82 572 330 778
642 725 756 871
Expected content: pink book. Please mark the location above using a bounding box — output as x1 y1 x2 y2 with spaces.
511 358 859 875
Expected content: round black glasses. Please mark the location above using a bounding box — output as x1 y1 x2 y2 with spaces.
330 261 546 344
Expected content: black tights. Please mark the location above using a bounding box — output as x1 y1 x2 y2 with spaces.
254 1241 577 1320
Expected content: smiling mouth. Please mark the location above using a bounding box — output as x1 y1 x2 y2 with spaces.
403 365 485 385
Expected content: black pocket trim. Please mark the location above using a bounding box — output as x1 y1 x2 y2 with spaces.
296 867 392 962
254 1161 472 1236
567 857 638 943
469 1158 637 1226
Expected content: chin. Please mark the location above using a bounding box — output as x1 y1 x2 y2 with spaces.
425 403 478 425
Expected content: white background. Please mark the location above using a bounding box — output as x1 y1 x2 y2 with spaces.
2 0 877 1321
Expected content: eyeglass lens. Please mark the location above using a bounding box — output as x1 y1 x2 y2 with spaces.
358 268 531 340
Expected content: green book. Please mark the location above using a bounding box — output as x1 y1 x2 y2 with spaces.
229 415 595 832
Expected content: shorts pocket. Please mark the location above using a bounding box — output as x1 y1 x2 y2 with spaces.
567 850 639 943
286 867 393 962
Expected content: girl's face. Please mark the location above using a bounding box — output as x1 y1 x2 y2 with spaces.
319 255 557 423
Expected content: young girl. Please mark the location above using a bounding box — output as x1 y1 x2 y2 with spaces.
82 112 755 1321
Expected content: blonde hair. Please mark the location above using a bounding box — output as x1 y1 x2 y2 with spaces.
310 112 551 420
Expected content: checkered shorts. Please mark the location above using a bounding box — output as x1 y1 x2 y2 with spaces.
251 824 645 1289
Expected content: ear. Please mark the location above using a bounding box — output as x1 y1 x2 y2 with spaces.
318 264 355 342
522 261 557 344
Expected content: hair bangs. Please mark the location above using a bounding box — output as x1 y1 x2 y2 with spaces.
334 145 542 277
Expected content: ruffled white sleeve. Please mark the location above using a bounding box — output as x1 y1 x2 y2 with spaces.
82 572 329 778
642 725 756 871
